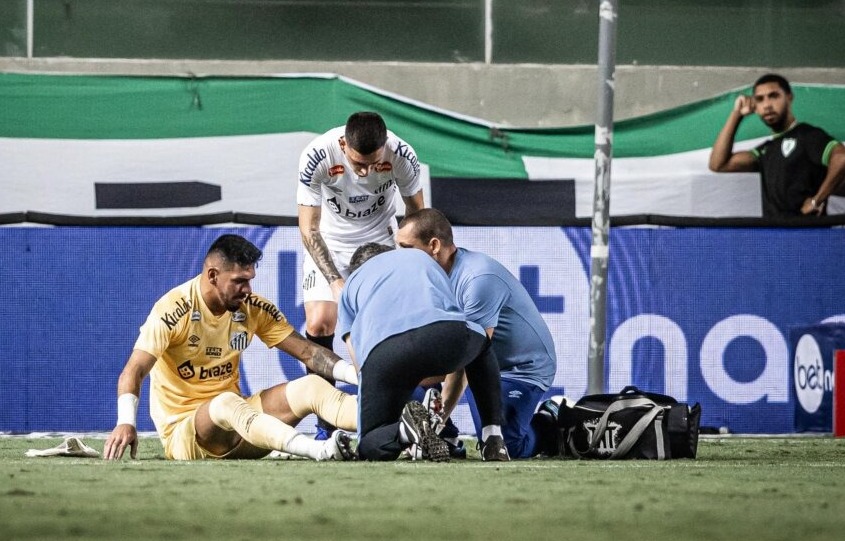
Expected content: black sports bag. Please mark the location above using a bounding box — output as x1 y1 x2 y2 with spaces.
557 386 701 460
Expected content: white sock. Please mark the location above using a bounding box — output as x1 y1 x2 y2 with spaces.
284 433 331 460
481 425 502 442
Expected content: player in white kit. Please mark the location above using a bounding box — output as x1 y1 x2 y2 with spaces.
297 111 425 438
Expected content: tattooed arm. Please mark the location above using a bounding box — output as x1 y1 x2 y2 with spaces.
275 329 357 384
298 204 345 298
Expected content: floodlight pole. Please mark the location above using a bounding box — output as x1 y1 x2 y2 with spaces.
587 0 618 395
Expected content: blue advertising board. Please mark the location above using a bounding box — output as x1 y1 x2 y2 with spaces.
1 226 843 434
789 324 845 432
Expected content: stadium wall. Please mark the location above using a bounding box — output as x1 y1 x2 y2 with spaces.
2 1 844 128
3 59 843 129
3 73 845 221
1 225 842 435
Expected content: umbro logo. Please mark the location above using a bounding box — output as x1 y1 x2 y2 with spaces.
508 390 523 399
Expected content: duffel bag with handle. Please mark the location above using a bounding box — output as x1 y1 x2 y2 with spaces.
557 385 701 460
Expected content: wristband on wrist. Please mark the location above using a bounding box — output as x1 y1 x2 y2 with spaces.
344 363 358 386
332 359 359 385
117 393 139 427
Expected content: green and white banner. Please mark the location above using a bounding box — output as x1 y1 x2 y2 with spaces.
2 73 844 218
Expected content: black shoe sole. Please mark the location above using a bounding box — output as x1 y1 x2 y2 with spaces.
404 402 450 463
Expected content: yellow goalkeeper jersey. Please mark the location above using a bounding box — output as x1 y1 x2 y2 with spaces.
134 275 294 439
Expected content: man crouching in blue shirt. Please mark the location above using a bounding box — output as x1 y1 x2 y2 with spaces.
337 243 509 461
398 209 559 458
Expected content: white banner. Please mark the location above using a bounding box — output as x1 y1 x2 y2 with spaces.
1 134 430 217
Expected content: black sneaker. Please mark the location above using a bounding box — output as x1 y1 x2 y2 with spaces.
409 436 466 460
479 435 511 462
422 389 466 458
400 401 450 462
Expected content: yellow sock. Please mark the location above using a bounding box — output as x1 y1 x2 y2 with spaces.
285 375 358 431
208 392 308 454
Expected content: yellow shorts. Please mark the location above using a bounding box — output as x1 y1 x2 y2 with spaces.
163 393 264 460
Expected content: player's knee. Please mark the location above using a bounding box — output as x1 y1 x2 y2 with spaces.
292 373 330 394
305 319 335 336
506 437 533 459
502 425 535 459
286 375 330 415
304 303 337 336
208 391 242 428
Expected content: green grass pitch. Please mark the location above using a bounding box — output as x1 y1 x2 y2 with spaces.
1 436 844 541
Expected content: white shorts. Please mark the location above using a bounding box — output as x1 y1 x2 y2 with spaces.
301 241 395 303
301 247 355 303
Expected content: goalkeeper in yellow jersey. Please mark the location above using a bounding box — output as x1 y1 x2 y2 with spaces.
104 234 358 461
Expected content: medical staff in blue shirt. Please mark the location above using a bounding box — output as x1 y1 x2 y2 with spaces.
337 243 509 461
398 209 558 458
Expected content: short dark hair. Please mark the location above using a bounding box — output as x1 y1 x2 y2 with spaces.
345 112 388 155
753 73 792 96
349 242 394 274
399 208 454 247
206 234 262 268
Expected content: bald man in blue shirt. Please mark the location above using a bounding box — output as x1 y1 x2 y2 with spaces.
398 209 559 458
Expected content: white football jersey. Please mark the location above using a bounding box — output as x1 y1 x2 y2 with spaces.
296 126 422 253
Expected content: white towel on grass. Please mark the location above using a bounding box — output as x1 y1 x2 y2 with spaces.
25 437 100 458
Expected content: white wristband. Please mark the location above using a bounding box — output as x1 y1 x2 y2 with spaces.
117 393 139 427
332 359 359 386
